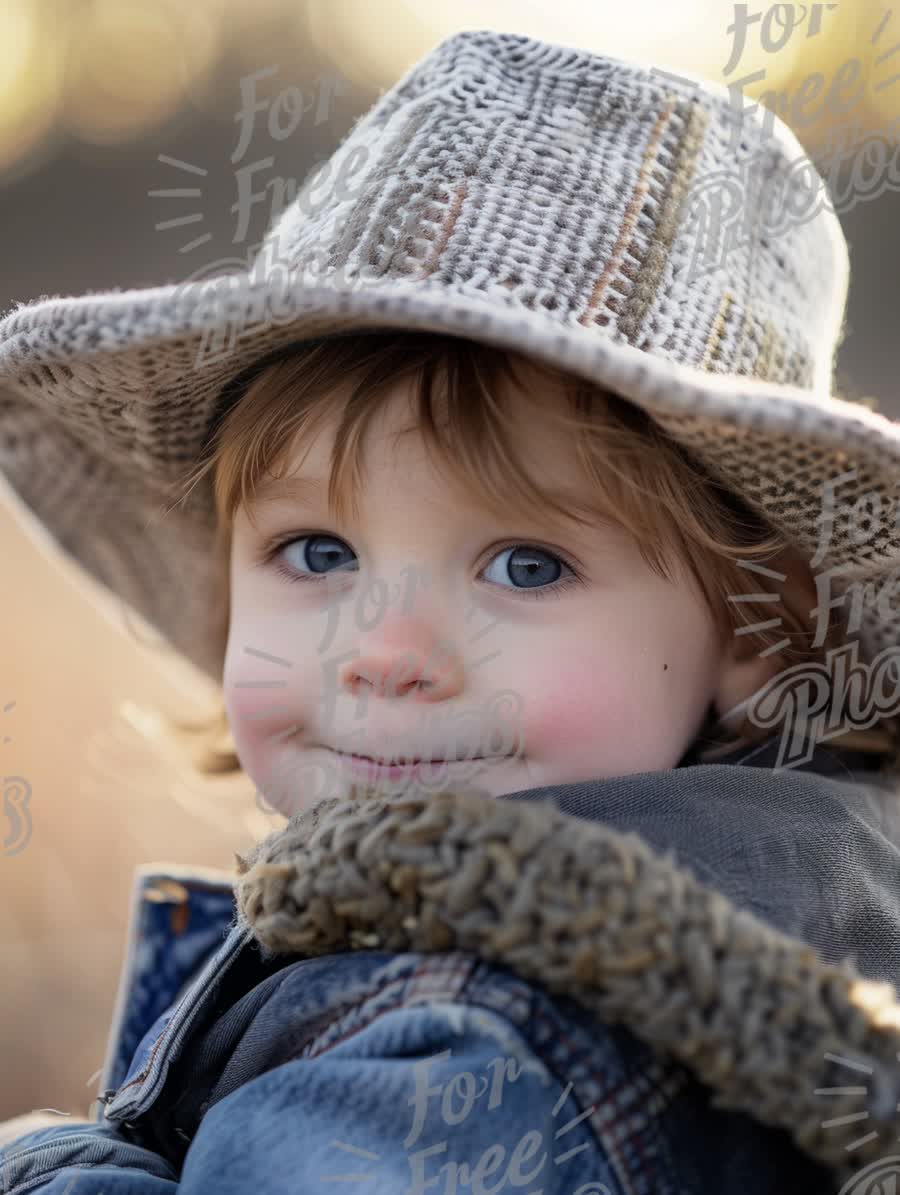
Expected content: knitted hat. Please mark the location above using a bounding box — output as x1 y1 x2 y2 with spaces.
0 29 898 699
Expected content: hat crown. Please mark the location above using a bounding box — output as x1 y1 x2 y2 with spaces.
253 29 849 395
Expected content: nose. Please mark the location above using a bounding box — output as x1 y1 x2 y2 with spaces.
339 610 464 703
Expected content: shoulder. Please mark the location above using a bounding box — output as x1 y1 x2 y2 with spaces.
157 948 824 1192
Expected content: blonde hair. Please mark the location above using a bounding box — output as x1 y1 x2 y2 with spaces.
159 329 900 781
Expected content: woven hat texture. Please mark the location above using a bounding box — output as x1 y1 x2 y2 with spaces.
235 783 900 1185
0 29 898 688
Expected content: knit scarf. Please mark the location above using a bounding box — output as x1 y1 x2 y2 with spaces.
233 757 900 1186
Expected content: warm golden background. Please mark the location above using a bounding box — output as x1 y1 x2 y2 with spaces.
1 0 898 1123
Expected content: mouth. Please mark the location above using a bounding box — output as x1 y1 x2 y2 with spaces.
327 749 506 782
349 752 464 765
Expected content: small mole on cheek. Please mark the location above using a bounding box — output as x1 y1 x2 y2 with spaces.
663 663 668 671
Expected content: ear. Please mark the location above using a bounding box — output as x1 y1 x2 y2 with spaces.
712 542 818 726
712 638 783 726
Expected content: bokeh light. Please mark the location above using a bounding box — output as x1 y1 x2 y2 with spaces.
1 0 896 185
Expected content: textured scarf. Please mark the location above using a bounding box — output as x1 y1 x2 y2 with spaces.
233 748 900 1185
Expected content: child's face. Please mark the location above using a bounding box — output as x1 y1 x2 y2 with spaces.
225 365 776 815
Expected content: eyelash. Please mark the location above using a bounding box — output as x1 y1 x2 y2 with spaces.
257 533 586 601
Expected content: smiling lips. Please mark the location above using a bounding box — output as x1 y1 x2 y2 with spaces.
330 750 501 782
327 746 492 765
350 752 475 765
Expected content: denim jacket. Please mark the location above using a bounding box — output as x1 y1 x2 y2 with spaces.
5 738 900 1195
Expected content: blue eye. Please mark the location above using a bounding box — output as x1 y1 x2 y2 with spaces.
480 544 573 592
264 535 582 600
276 534 357 577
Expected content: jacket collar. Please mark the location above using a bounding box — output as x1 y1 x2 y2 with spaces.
233 760 900 1187
677 729 894 778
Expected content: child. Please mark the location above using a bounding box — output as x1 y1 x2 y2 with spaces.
3 27 900 1194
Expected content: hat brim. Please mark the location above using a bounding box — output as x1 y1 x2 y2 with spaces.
2 270 900 684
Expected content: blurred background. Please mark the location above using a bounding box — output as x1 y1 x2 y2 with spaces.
1 0 898 1124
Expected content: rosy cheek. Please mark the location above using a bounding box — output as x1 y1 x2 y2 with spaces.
225 677 267 722
517 672 619 754
223 654 300 755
